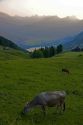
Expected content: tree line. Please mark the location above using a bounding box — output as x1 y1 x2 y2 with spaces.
71 46 83 52
31 44 63 58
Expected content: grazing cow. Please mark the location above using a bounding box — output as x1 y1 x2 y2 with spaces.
62 68 70 74
78 54 82 57
22 91 66 115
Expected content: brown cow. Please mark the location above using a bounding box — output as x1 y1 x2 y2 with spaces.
62 68 70 74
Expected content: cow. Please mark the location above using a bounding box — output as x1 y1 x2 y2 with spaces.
21 91 66 115
62 68 70 74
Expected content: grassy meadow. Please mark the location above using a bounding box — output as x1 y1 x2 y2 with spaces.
0 50 83 125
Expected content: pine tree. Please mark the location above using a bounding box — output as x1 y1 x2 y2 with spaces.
56 44 63 54
31 49 44 58
49 46 56 57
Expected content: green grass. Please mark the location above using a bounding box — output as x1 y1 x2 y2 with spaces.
0 51 83 125
0 48 29 60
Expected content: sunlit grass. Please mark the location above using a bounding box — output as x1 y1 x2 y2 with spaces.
0 51 83 125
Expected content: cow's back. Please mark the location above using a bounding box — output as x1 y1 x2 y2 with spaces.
37 91 66 107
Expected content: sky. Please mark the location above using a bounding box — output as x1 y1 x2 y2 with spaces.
0 0 83 19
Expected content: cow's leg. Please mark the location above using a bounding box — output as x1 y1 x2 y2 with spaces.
41 105 46 115
63 102 65 111
59 101 65 114
57 101 64 114
56 104 60 113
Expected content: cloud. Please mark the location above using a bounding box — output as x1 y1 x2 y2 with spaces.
0 0 83 19
0 0 5 1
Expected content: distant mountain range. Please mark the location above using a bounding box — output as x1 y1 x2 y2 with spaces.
63 31 83 50
0 31 83 52
0 12 83 43
0 12 83 51
17 31 83 51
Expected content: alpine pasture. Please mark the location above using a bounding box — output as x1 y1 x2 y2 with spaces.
0 51 83 125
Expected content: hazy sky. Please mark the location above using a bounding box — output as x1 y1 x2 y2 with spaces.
0 0 83 19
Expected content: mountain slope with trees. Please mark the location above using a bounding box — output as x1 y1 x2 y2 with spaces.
0 36 29 59
0 36 19 49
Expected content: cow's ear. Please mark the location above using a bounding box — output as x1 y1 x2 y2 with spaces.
23 102 29 108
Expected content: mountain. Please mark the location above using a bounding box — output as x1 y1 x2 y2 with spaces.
0 12 83 44
0 36 19 49
63 31 83 50
19 35 75 50
25 31 83 52
0 36 29 59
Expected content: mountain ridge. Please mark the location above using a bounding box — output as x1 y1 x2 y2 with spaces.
0 12 83 43
63 31 83 50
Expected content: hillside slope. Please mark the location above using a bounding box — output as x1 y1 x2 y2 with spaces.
0 36 19 49
0 52 83 125
63 31 83 50
0 48 29 60
0 36 29 59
